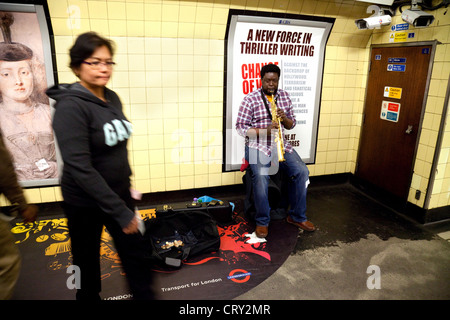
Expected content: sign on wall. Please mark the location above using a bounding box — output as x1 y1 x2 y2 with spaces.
380 100 401 122
223 10 334 171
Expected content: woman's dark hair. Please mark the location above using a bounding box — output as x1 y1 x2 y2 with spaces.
69 32 115 70
260 63 280 79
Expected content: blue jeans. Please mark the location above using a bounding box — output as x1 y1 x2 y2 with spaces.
245 146 309 227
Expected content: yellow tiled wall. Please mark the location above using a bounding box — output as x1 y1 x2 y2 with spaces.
430 105 450 209
1 0 448 214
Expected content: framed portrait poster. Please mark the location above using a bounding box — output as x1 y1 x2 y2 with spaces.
0 2 60 187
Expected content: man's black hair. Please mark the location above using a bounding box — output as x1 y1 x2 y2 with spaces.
260 63 280 79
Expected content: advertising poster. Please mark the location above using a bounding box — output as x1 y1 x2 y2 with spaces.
0 3 59 187
224 11 334 171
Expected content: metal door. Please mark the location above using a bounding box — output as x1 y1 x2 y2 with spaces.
356 43 434 199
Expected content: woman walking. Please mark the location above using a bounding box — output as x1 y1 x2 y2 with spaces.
47 32 154 300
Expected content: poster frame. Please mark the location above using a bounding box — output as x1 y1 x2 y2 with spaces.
222 9 334 172
0 2 60 187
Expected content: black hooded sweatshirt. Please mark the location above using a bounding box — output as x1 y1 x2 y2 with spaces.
47 83 134 229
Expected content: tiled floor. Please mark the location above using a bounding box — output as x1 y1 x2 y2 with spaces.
236 183 450 300
9 179 450 301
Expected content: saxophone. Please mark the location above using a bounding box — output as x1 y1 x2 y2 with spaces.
270 93 285 162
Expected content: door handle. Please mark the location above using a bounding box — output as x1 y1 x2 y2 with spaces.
405 125 413 134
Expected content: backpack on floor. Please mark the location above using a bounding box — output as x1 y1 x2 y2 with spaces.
144 210 220 268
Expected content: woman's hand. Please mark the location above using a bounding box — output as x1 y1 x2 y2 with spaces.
21 205 38 223
122 215 139 234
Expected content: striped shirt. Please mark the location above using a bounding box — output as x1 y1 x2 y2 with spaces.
236 87 296 157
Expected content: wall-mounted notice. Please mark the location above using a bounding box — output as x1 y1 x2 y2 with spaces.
387 64 406 72
389 31 414 42
380 100 401 122
223 10 334 171
388 57 406 63
391 23 409 31
384 86 402 99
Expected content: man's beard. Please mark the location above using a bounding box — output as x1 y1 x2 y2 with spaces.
262 88 277 95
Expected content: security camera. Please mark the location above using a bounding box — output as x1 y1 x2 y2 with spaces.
401 9 434 27
355 14 392 29
355 5 393 30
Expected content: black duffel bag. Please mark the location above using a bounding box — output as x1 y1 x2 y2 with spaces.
144 210 220 268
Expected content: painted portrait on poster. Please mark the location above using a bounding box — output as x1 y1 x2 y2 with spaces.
0 4 59 187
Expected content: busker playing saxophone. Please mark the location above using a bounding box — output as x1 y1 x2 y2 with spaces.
236 63 315 238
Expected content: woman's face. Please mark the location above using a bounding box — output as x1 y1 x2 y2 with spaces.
0 59 34 103
77 45 113 89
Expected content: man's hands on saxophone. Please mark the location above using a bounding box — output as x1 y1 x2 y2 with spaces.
275 107 294 129
248 108 293 138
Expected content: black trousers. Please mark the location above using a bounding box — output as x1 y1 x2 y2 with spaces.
64 201 155 300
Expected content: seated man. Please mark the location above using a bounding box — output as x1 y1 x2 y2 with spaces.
236 64 315 238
